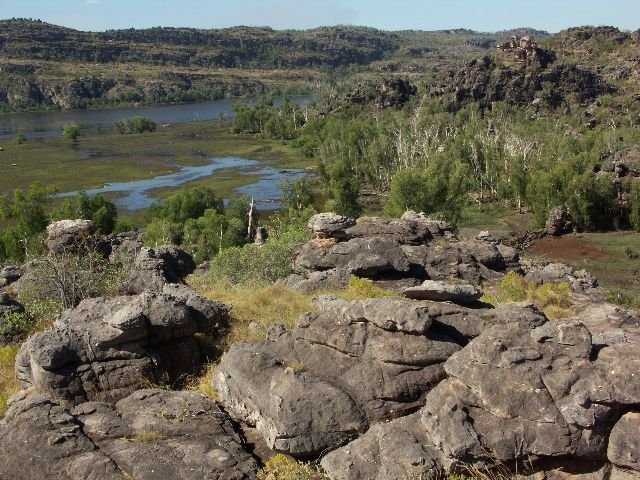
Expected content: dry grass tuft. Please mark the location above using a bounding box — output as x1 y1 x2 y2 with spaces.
482 271 574 320
0 344 20 416
257 454 328 480
126 430 165 442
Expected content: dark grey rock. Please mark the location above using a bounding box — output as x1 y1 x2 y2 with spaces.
213 298 463 457
120 246 196 294
525 262 598 292
0 265 21 287
320 413 444 480
608 412 640 472
0 388 258 480
421 317 640 469
345 216 433 245
546 205 574 236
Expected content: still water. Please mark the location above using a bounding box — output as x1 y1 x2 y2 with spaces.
55 157 307 211
0 96 314 140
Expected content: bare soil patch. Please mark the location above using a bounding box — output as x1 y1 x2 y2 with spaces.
529 235 610 261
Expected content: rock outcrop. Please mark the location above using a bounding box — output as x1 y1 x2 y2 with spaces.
0 388 258 479
119 245 196 294
403 280 482 304
546 205 574 236
45 219 96 254
15 287 229 406
283 212 515 293
212 298 552 459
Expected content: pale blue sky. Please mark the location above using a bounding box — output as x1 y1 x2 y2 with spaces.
1 0 638 33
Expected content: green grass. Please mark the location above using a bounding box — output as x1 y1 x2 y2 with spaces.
458 203 535 239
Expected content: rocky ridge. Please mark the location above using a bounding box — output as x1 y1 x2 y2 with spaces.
1 213 639 479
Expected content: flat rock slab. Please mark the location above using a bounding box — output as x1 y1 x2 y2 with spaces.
403 280 482 304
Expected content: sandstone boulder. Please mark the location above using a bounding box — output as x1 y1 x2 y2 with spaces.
214 298 464 457
608 412 640 472
421 317 640 469
525 262 597 292
119 246 196 294
320 413 443 480
45 219 96 254
546 205 574 236
307 212 355 239
16 289 229 406
403 280 482 304
0 265 21 287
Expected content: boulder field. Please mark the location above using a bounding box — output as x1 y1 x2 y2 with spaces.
0 214 638 479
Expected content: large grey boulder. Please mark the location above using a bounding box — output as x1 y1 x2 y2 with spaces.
400 211 455 237
307 212 355 239
0 389 122 480
45 219 96 254
213 297 464 458
403 280 482 304
546 205 574 236
608 412 640 473
0 388 258 480
294 236 411 277
120 245 196 294
421 316 640 469
16 288 229 406
320 413 444 480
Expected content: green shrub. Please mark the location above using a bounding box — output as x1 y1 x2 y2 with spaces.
114 116 157 134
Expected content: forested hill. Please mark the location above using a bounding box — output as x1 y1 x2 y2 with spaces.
0 18 549 110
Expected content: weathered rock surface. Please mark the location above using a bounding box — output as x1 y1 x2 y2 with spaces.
403 280 482 304
285 213 516 293
307 212 356 239
320 413 443 480
525 261 598 292
0 265 21 287
0 388 258 480
608 412 640 472
119 245 196 294
106 231 143 264
16 289 229 406
214 297 466 457
0 389 123 480
0 291 24 316
546 205 574 236
421 316 640 469
45 219 96 254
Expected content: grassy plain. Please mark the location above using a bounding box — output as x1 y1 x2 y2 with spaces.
0 122 310 225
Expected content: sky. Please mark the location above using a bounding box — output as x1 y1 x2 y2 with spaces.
0 0 638 33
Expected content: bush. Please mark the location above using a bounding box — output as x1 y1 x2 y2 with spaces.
0 344 20 416
51 192 118 234
209 221 310 286
62 123 80 142
114 116 157 134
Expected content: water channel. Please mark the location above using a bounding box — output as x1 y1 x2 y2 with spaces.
1 97 315 210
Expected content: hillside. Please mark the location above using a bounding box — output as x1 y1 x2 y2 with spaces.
0 18 544 110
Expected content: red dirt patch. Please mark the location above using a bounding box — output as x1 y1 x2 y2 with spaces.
528 235 610 261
